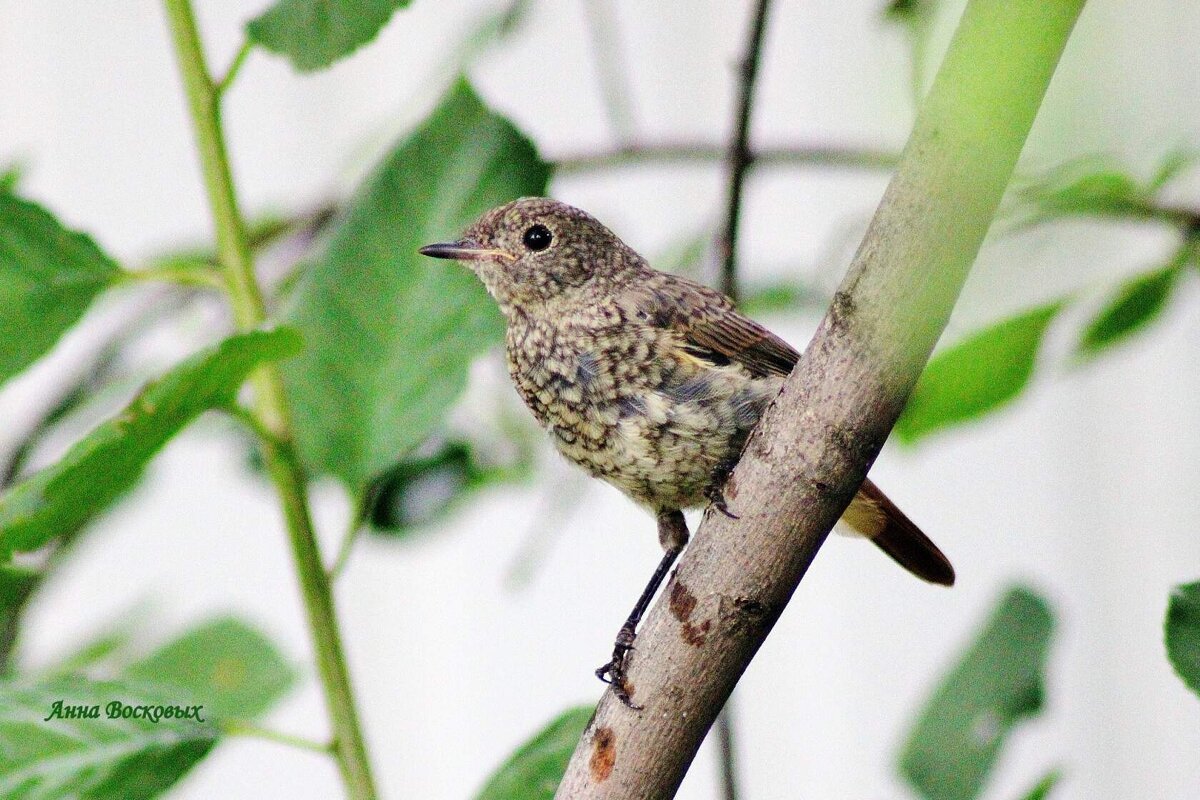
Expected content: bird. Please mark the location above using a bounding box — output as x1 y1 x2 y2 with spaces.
420 197 953 707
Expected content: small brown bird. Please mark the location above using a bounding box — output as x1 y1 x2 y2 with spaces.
421 198 953 706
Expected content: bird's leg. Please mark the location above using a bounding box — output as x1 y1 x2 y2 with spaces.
596 509 689 708
705 459 740 519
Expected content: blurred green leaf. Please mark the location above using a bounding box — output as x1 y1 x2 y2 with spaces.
0 677 220 799
1016 158 1150 226
126 617 294 720
475 706 592 800
247 0 412 72
1017 769 1062 800
900 586 1055 800
1165 580 1200 698
44 615 143 678
896 301 1064 443
366 436 533 535
0 565 39 672
741 281 819 315
0 565 38 616
456 0 530 65
0 162 25 193
284 78 550 491
1147 148 1199 193
884 0 933 22
0 329 301 558
0 192 119 389
1078 259 1183 355
655 228 709 278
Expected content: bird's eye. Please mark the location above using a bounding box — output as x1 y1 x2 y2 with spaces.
522 224 553 252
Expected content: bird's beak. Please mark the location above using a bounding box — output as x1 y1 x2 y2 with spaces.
418 240 513 262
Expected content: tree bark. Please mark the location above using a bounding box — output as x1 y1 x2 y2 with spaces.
553 1 1087 797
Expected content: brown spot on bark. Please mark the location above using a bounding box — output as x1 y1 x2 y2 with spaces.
589 726 616 782
669 581 696 622
682 618 711 646
669 581 711 645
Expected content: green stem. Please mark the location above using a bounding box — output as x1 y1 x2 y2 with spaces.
113 261 224 289
328 490 370 582
161 3 379 798
215 39 254 97
223 720 334 755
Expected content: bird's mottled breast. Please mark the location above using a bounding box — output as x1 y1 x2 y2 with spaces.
504 297 780 511
504 300 659 453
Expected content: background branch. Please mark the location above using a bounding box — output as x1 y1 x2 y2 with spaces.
716 0 773 301
710 2 775 793
553 0 1087 796
553 141 900 175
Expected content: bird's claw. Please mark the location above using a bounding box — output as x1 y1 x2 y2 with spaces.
706 486 739 519
595 629 642 709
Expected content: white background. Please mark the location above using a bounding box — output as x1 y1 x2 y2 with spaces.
2 1 1199 798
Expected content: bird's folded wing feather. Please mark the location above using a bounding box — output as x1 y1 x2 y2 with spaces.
620 273 800 378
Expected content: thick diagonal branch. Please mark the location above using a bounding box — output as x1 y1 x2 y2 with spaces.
553 1 1087 797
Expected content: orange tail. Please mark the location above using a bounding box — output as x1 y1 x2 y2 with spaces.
841 478 955 586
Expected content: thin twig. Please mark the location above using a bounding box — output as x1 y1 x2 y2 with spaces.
717 0 774 301
552 142 900 176
715 701 740 800
581 0 638 143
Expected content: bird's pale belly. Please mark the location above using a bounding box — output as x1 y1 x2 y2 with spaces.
551 400 735 510
529 368 782 512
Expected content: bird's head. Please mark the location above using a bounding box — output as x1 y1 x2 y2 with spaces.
419 197 637 312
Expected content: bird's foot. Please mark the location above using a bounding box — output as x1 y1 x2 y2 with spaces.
595 625 642 709
706 485 739 520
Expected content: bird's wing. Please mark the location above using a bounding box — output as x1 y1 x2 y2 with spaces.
619 273 800 378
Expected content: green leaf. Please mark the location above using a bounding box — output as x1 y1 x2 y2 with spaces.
284 78 550 490
45 615 143 678
896 301 1064 443
740 281 819 315
454 0 530 67
366 435 533 536
1017 769 1062 800
475 706 592 800
884 0 934 23
1017 160 1150 225
1147 148 1199 193
1165 581 1200 698
654 228 709 278
0 565 40 671
1078 259 1183 355
0 162 25 193
0 192 119 388
247 0 413 72
125 617 294 720
899 586 1055 800
0 329 301 558
0 677 220 799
